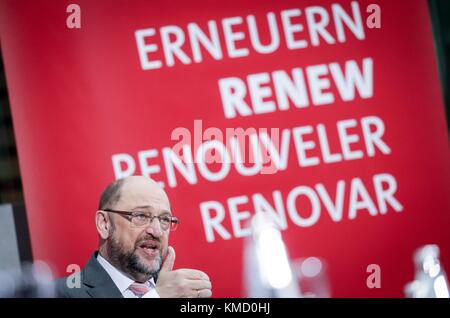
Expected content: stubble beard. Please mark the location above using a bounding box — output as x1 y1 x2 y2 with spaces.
107 229 163 281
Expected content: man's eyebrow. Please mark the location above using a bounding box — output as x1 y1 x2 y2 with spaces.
132 205 153 210
132 206 172 215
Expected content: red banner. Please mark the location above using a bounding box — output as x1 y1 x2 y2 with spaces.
1 0 449 297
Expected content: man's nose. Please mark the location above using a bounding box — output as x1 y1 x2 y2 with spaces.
144 217 163 237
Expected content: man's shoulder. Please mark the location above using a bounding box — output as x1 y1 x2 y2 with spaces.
53 252 123 298
54 252 96 298
55 273 90 298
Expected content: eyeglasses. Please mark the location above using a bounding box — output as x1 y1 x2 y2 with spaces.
103 209 180 231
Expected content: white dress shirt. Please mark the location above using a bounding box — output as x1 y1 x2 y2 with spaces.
97 253 160 298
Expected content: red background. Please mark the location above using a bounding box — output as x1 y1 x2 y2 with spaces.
0 0 449 297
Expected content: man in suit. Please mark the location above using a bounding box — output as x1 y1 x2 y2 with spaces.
56 175 212 298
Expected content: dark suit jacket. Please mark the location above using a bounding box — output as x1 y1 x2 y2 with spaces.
55 252 123 298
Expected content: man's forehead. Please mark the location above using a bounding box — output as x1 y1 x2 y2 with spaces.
117 176 171 210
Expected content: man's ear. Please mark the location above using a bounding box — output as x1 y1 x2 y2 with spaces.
96 210 111 240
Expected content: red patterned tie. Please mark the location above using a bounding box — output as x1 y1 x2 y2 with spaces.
128 281 151 298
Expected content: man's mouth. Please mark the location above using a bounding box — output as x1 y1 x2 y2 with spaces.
137 241 161 258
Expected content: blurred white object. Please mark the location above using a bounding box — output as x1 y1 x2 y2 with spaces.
243 213 301 297
404 244 450 298
0 260 56 298
291 257 331 298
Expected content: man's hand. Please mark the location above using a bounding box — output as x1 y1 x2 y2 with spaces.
156 246 212 298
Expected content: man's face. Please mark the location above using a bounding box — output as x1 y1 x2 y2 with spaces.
105 178 171 280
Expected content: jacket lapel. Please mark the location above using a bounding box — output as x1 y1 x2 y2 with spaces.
82 252 124 298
